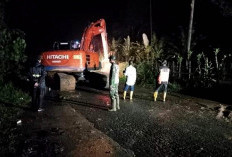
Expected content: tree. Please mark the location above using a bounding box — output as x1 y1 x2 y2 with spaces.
0 0 27 83
210 0 232 17
0 0 7 29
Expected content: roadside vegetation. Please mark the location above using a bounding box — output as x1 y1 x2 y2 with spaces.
110 33 232 95
0 1 30 156
0 83 31 156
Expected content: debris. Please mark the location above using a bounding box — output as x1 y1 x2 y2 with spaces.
216 104 226 119
17 119 22 125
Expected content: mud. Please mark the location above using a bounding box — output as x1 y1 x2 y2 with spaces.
19 91 134 157
18 82 232 157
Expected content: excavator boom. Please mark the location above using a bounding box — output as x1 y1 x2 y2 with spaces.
80 19 108 61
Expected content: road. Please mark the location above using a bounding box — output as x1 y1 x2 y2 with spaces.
64 84 232 157
19 83 232 157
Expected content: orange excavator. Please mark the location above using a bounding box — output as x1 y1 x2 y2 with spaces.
41 19 111 91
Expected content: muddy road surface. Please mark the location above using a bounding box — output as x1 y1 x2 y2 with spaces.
20 83 232 157
69 84 232 157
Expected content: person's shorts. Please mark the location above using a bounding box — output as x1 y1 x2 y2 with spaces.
124 84 134 91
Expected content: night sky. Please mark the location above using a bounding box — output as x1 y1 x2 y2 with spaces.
5 0 232 55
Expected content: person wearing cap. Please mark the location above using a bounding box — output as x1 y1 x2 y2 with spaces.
154 60 170 102
123 60 137 101
108 55 120 111
28 55 47 112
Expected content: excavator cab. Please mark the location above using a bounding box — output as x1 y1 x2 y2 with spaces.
53 40 80 50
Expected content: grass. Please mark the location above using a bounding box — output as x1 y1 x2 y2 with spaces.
0 82 31 156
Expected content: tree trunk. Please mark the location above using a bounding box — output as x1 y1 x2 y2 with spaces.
179 62 182 79
188 60 191 79
172 61 175 77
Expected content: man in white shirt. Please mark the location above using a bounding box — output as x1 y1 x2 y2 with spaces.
123 60 137 100
154 60 170 102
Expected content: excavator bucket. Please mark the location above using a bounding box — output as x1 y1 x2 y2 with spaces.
55 73 76 91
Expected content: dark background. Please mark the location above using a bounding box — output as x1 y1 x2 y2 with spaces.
5 0 232 55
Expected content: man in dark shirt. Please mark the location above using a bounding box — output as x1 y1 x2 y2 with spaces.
28 55 47 112
154 60 170 102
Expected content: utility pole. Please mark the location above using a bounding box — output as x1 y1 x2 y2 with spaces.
150 0 152 43
187 0 195 79
187 0 195 53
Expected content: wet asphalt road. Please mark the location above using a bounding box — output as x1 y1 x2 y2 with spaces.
62 85 232 157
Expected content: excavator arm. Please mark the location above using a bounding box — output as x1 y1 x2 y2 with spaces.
80 19 109 61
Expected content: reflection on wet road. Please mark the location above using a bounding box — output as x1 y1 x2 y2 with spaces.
69 85 232 157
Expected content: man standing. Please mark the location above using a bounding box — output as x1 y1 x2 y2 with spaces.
28 55 47 112
108 55 120 111
123 60 136 100
154 60 170 102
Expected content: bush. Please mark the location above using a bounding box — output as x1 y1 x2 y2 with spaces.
119 75 127 82
0 28 27 83
0 82 31 106
0 82 30 156
168 82 182 92
136 61 157 86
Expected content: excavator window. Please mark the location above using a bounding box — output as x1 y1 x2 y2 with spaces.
71 40 80 49
52 40 80 50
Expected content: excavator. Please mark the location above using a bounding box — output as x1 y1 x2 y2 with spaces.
41 19 111 91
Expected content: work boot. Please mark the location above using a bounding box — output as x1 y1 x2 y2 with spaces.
130 91 133 100
109 99 116 111
116 96 120 110
123 91 126 100
154 92 158 102
163 92 167 102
